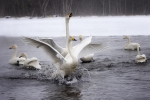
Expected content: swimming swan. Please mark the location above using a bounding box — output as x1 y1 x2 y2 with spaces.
79 35 94 62
135 44 147 63
123 36 140 50
19 53 41 69
9 45 25 65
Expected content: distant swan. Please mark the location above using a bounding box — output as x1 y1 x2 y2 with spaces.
79 35 94 62
135 45 147 63
9 45 25 65
19 53 41 69
123 36 140 50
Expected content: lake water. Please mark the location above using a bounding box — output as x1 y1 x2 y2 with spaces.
0 36 150 100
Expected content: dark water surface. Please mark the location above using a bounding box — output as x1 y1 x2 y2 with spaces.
0 36 150 100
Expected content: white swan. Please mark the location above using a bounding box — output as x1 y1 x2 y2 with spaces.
21 36 79 78
79 35 94 62
9 45 25 65
21 13 108 79
19 53 41 70
135 44 147 63
123 36 140 50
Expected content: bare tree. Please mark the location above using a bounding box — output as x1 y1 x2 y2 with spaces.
62 0 73 16
101 0 106 15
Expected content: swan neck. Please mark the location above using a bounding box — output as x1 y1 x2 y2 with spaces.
79 38 82 42
66 17 76 62
137 45 140 55
68 40 78 64
24 53 28 59
127 37 130 44
12 48 17 58
65 18 70 48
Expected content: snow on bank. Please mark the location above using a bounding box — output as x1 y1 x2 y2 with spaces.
0 16 150 37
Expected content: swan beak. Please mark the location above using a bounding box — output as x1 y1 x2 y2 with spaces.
9 46 12 49
73 39 77 41
68 13 72 17
19 55 22 58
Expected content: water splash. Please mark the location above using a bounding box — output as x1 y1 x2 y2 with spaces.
36 63 91 84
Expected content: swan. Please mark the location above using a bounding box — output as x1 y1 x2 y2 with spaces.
21 13 108 79
9 45 25 65
135 44 147 63
123 36 140 50
19 53 41 70
21 36 79 78
79 35 94 62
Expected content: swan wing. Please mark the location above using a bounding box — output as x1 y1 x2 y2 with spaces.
78 43 109 58
38 38 63 54
27 59 41 69
21 37 66 63
72 36 92 58
26 58 37 65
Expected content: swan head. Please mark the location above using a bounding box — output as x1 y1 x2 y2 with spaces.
19 53 27 58
69 36 77 41
65 13 72 22
68 13 72 17
9 45 17 49
79 35 82 41
123 36 129 39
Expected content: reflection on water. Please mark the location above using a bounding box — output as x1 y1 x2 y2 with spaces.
43 84 82 100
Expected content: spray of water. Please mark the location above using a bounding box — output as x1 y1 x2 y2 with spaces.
36 63 91 84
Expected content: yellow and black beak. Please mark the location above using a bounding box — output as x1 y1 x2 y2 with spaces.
72 37 77 41
68 13 72 17
70 36 77 41
73 38 77 41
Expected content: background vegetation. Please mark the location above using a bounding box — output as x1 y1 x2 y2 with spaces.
0 0 150 17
